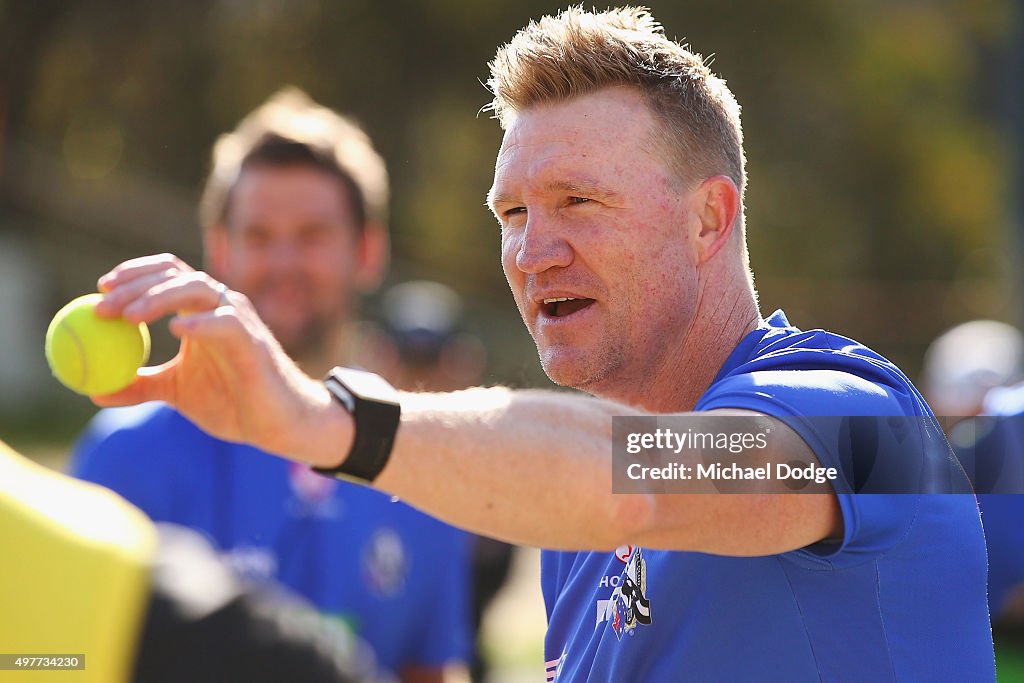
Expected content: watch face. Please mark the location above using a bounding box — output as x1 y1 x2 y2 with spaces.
326 378 357 413
333 368 400 406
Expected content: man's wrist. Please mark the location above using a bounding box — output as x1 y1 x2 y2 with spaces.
312 368 401 482
281 378 356 469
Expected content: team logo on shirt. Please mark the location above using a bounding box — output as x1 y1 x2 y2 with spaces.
608 547 652 639
224 545 278 581
362 527 408 598
286 462 342 519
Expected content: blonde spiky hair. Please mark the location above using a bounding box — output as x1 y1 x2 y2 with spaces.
486 6 745 193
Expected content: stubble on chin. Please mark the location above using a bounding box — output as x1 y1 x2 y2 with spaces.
537 339 624 396
268 316 332 363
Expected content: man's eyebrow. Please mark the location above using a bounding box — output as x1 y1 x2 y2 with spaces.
545 179 620 201
486 178 620 211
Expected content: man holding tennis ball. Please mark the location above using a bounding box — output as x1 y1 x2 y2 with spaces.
81 8 994 682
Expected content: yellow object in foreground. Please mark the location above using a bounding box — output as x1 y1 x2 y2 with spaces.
45 293 151 395
0 440 156 682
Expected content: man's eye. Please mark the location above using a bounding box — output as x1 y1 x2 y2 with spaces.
569 196 591 205
503 207 527 218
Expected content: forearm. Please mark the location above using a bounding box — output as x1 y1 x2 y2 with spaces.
361 387 650 550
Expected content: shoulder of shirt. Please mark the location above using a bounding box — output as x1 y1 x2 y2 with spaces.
746 325 900 375
712 323 918 405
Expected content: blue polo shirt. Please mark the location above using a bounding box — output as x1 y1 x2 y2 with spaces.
70 405 471 675
542 310 994 682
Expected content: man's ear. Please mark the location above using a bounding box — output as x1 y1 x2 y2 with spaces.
204 225 231 279
694 175 740 265
354 221 390 292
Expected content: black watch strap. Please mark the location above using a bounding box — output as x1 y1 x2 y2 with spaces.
312 367 401 483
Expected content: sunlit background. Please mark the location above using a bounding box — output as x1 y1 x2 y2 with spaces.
2 1 1023 679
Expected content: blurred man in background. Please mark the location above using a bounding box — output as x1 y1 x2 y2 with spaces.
975 381 1024 635
70 90 471 683
368 281 487 394
922 320 1023 420
362 281 513 682
924 321 1024 652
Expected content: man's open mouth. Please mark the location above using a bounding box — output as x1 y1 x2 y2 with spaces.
542 297 596 318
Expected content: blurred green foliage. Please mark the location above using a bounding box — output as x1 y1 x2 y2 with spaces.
0 0 1017 429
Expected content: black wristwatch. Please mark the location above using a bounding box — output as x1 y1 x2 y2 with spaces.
312 367 401 483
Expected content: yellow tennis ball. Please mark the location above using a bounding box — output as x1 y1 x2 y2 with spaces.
45 293 151 395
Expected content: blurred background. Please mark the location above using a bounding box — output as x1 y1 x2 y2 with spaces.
2 0 1023 679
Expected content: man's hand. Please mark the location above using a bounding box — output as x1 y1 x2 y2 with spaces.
93 253 353 466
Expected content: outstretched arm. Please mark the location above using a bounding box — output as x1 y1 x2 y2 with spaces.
95 254 840 555
375 389 840 554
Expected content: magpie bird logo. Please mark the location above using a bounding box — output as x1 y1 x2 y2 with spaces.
609 547 652 639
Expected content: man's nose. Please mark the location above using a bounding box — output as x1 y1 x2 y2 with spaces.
514 215 573 274
266 239 302 268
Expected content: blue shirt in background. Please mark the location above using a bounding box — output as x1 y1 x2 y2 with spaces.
71 404 472 675
958 383 1024 618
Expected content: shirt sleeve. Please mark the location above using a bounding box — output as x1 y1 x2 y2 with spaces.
697 367 940 568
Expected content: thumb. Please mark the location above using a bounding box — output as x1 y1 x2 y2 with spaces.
91 361 176 407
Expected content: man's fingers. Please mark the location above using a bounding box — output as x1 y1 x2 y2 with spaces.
98 253 194 292
118 273 225 324
91 363 175 407
169 307 252 345
95 269 178 318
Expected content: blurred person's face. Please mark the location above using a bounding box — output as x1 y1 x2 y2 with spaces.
490 87 708 398
207 164 366 359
